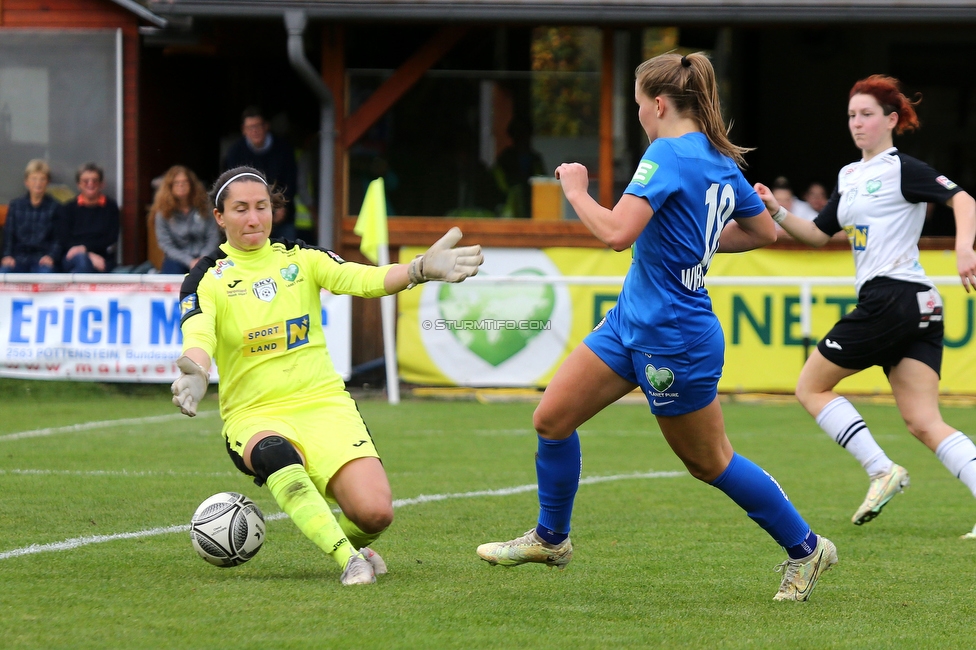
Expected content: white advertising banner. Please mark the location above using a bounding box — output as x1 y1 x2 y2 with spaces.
0 276 351 382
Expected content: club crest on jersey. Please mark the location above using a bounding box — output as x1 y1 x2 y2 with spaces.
936 175 958 190
211 258 235 278
630 160 659 186
280 263 300 282
252 278 278 302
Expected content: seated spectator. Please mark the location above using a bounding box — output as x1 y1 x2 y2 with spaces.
1 159 60 273
150 165 221 274
771 176 818 220
803 181 829 214
57 162 120 273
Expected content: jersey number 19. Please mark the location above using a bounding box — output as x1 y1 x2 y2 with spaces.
703 183 735 271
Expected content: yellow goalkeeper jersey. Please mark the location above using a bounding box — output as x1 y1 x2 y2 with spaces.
178 240 391 422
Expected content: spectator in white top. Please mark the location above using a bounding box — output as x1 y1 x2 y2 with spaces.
771 176 818 220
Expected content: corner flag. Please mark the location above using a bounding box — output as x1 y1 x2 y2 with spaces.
354 178 388 264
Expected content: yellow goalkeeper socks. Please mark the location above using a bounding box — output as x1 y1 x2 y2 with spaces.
338 512 382 550
265 464 355 568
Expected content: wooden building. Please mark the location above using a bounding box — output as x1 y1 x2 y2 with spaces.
137 1 976 367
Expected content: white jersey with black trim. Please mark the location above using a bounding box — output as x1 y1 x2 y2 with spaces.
814 147 963 294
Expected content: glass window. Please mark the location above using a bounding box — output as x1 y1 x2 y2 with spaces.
344 26 601 220
0 31 119 204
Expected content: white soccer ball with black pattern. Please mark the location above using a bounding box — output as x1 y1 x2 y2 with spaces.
190 492 266 567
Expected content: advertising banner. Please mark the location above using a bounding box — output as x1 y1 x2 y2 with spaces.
397 248 976 394
0 277 352 382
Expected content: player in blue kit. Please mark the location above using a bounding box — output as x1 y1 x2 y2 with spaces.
755 74 976 533
478 52 836 601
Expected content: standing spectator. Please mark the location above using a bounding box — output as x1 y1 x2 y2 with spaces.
804 182 829 214
57 162 120 273
492 118 546 219
151 165 221 274
222 106 298 240
1 159 60 273
756 74 976 533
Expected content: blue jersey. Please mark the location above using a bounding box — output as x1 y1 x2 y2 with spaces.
615 132 764 354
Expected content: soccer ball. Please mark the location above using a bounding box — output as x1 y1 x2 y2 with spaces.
190 492 266 567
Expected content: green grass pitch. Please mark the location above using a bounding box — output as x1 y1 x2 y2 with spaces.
1 379 975 649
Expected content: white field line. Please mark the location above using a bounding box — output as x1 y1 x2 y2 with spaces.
0 469 236 477
0 411 217 442
0 470 685 561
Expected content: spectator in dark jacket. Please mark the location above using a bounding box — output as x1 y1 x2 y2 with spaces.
222 106 298 240
58 162 120 273
2 159 60 273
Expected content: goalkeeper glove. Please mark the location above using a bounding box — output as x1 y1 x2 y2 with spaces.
171 355 209 417
407 227 483 285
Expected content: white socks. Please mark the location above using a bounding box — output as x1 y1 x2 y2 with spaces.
936 431 976 499
816 397 893 478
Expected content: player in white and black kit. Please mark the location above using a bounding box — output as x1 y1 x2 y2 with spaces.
756 74 976 535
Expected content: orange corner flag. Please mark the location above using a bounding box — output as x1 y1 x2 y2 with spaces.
354 178 388 264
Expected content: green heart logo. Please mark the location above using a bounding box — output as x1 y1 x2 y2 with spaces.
645 364 674 392
280 264 299 282
438 269 555 366
865 179 882 194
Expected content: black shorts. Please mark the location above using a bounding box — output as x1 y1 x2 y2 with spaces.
817 277 944 377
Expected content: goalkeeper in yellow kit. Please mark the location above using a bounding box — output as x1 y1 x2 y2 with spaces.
171 166 483 585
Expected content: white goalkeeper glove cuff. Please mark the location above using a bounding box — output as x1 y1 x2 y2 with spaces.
171 355 209 417
407 227 484 287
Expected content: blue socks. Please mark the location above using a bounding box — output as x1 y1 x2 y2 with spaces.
533 440 817 558
535 431 581 545
711 453 816 559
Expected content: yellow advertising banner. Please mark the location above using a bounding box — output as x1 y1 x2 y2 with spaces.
397 247 976 394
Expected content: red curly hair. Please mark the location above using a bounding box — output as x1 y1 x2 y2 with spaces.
849 74 921 135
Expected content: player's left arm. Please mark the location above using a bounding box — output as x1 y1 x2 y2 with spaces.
556 163 653 251
948 191 976 292
900 156 976 291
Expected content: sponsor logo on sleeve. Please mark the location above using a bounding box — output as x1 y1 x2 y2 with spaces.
179 293 199 318
936 175 958 190
326 250 346 264
629 160 659 186
210 258 235 278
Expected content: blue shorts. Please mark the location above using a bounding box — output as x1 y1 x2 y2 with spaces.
584 309 724 417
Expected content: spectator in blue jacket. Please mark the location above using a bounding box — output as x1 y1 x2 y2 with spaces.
2 159 60 273
57 162 120 273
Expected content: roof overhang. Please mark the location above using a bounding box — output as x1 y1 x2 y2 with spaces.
145 0 976 24
111 0 168 27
